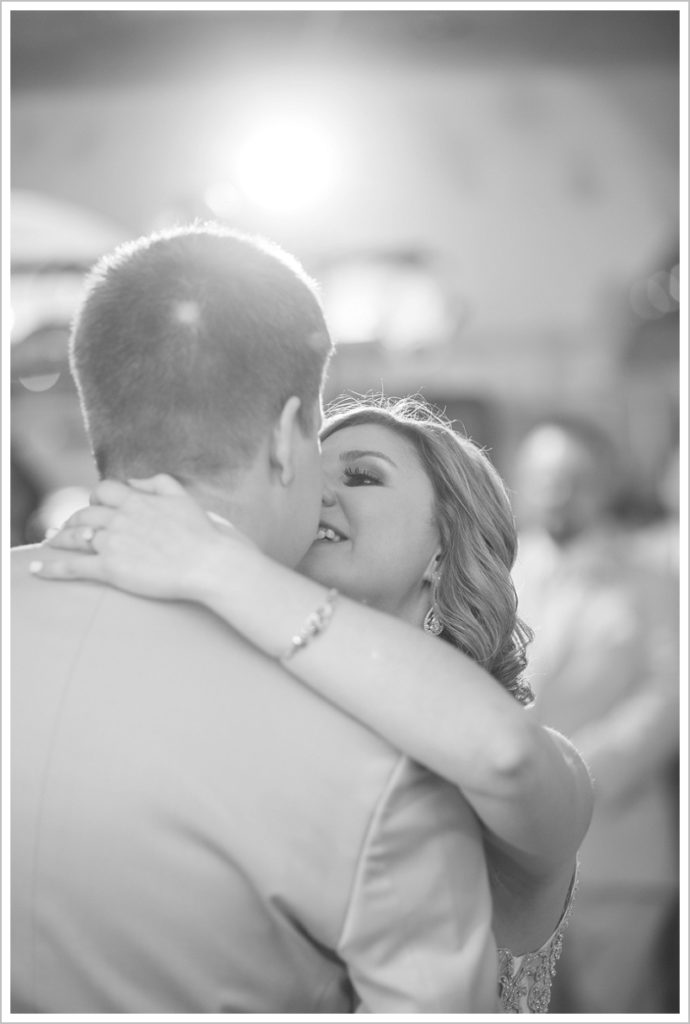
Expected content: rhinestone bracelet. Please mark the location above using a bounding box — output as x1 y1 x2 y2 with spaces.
280 588 339 662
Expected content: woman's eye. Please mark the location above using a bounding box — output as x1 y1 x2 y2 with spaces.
343 466 381 486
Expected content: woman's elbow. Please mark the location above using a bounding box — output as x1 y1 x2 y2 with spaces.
487 720 595 829
544 727 596 842
483 717 539 790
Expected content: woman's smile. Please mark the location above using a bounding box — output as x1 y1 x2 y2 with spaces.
298 422 440 625
315 523 348 543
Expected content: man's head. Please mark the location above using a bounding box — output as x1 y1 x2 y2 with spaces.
70 223 333 565
513 416 621 545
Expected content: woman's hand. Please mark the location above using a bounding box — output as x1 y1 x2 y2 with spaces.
30 474 253 603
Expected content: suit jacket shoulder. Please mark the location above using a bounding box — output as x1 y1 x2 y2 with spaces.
11 545 497 1013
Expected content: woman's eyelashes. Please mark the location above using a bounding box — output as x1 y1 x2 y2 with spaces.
343 464 383 487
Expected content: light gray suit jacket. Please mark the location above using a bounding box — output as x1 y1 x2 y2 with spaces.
11 544 498 1013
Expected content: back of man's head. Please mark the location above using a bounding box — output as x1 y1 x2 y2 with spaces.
70 223 332 485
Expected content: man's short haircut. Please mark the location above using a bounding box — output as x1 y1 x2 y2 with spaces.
70 222 333 483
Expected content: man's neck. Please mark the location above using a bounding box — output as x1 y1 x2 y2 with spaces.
187 475 276 557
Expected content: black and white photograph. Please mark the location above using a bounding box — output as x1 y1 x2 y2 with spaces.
4 2 686 1018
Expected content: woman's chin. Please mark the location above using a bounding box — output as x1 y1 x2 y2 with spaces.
297 544 343 587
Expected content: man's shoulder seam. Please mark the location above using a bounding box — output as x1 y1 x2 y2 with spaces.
334 752 412 947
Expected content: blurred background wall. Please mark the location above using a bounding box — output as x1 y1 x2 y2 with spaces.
9 6 681 542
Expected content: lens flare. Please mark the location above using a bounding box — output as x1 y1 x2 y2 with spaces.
235 117 340 214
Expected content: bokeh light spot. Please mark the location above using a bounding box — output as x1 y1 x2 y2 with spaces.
19 372 61 392
235 116 340 214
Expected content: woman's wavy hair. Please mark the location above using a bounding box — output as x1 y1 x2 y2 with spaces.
322 395 534 705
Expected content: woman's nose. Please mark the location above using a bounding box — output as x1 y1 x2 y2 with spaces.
321 480 337 507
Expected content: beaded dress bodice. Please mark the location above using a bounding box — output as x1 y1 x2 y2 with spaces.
496 864 579 1013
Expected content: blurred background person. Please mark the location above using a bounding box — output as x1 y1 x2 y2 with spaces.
633 440 680 578
511 416 680 1014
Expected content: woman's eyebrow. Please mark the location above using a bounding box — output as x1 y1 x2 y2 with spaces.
339 449 398 468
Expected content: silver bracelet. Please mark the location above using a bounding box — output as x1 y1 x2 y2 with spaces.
280 589 339 662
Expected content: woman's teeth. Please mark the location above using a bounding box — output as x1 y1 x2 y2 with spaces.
316 527 343 542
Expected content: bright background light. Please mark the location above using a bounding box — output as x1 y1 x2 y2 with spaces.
321 257 457 350
8 11 682 552
234 115 341 214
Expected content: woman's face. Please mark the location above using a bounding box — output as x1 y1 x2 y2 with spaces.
297 422 441 625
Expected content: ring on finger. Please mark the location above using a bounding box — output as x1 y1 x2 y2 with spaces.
81 526 101 549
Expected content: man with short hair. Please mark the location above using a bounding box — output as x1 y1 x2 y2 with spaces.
512 417 679 1014
12 224 498 1013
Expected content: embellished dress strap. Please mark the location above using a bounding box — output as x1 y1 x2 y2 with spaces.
496 859 580 1013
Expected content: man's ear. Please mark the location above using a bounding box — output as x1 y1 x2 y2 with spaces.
270 395 302 486
423 550 442 583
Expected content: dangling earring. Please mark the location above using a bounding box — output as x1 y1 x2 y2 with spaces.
424 606 443 636
424 564 443 636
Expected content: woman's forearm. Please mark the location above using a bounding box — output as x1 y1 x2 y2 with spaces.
195 541 593 870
